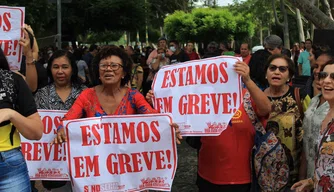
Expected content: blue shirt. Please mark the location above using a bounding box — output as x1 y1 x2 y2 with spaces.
298 50 311 76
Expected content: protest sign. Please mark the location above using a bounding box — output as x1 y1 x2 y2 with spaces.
20 110 69 180
152 56 242 136
0 6 24 70
64 114 177 192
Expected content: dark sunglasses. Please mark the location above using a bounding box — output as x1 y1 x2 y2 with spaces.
318 71 334 80
268 64 289 73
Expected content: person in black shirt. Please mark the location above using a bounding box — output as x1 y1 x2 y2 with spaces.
169 40 190 64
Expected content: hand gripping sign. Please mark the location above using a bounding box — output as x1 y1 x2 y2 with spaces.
0 6 25 71
20 110 70 180
64 114 177 192
152 56 242 136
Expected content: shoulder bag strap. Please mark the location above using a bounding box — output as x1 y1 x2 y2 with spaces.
243 91 266 134
294 87 304 120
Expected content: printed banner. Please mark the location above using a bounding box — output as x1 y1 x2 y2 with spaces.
20 110 70 181
152 56 242 136
0 6 25 71
64 114 177 192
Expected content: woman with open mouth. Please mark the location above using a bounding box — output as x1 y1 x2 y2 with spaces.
263 54 310 189
291 62 334 192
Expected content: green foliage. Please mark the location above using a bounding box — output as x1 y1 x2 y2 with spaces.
164 7 255 43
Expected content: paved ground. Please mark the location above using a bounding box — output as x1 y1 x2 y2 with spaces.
35 141 198 192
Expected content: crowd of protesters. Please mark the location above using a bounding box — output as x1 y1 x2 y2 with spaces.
1 23 334 192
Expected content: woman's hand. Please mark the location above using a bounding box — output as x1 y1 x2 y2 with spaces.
51 128 67 144
291 178 314 192
19 27 33 60
146 90 154 106
233 61 251 83
171 123 182 144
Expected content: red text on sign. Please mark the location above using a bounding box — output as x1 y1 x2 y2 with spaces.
161 62 228 88
21 142 66 161
80 121 161 146
0 12 11 31
73 155 100 178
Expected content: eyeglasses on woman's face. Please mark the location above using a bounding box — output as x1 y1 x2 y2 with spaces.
268 64 289 73
318 71 334 80
99 63 123 71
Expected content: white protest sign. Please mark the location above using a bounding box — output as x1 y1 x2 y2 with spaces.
20 110 69 181
64 114 177 192
152 56 242 136
0 6 25 71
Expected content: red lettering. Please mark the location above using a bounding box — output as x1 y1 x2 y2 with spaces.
211 93 221 114
80 125 92 146
53 143 63 161
3 12 11 31
121 122 136 143
137 122 150 143
142 151 154 170
177 67 186 86
170 69 177 87
187 94 200 114
178 95 187 115
106 154 118 174
222 93 232 114
42 116 53 134
154 150 166 170
101 123 111 144
21 142 32 160
43 143 52 161
33 143 42 161
195 64 207 84
131 153 143 172
112 123 122 144
73 155 100 178
155 96 173 113
207 63 219 83
53 116 62 134
161 70 171 88
185 66 195 85
219 62 228 83
118 154 132 174
150 121 160 142
91 124 101 145
200 94 210 114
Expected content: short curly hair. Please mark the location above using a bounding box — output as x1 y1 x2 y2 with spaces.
90 45 133 86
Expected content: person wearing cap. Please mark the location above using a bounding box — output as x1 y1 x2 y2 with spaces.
264 35 283 55
146 37 173 65
298 39 313 76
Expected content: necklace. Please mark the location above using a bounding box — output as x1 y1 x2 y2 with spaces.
269 85 287 108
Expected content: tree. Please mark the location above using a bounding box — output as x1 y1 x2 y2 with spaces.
164 8 255 43
272 0 290 49
288 0 334 29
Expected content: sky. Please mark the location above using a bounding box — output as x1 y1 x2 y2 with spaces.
217 0 246 6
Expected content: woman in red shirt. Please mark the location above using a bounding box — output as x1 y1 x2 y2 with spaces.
53 45 181 144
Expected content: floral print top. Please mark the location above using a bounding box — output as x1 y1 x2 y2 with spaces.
266 86 310 185
314 119 334 192
62 87 157 121
303 94 329 178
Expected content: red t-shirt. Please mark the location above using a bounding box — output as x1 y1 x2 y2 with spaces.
186 51 200 60
198 93 264 184
242 54 252 65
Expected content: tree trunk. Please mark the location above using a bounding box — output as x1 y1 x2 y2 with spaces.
296 8 305 42
260 24 263 45
288 0 334 29
320 0 333 19
330 0 334 17
281 0 290 49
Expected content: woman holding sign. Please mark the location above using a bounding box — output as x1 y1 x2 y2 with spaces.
145 60 272 192
0 31 43 191
34 50 86 191
53 45 181 144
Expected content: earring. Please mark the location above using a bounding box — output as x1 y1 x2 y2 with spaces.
287 79 290 82
265 76 267 79
122 77 124 79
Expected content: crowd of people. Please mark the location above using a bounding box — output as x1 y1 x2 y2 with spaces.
0 23 334 192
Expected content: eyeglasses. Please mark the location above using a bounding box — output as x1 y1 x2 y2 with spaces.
99 63 123 71
268 64 289 73
318 71 334 80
